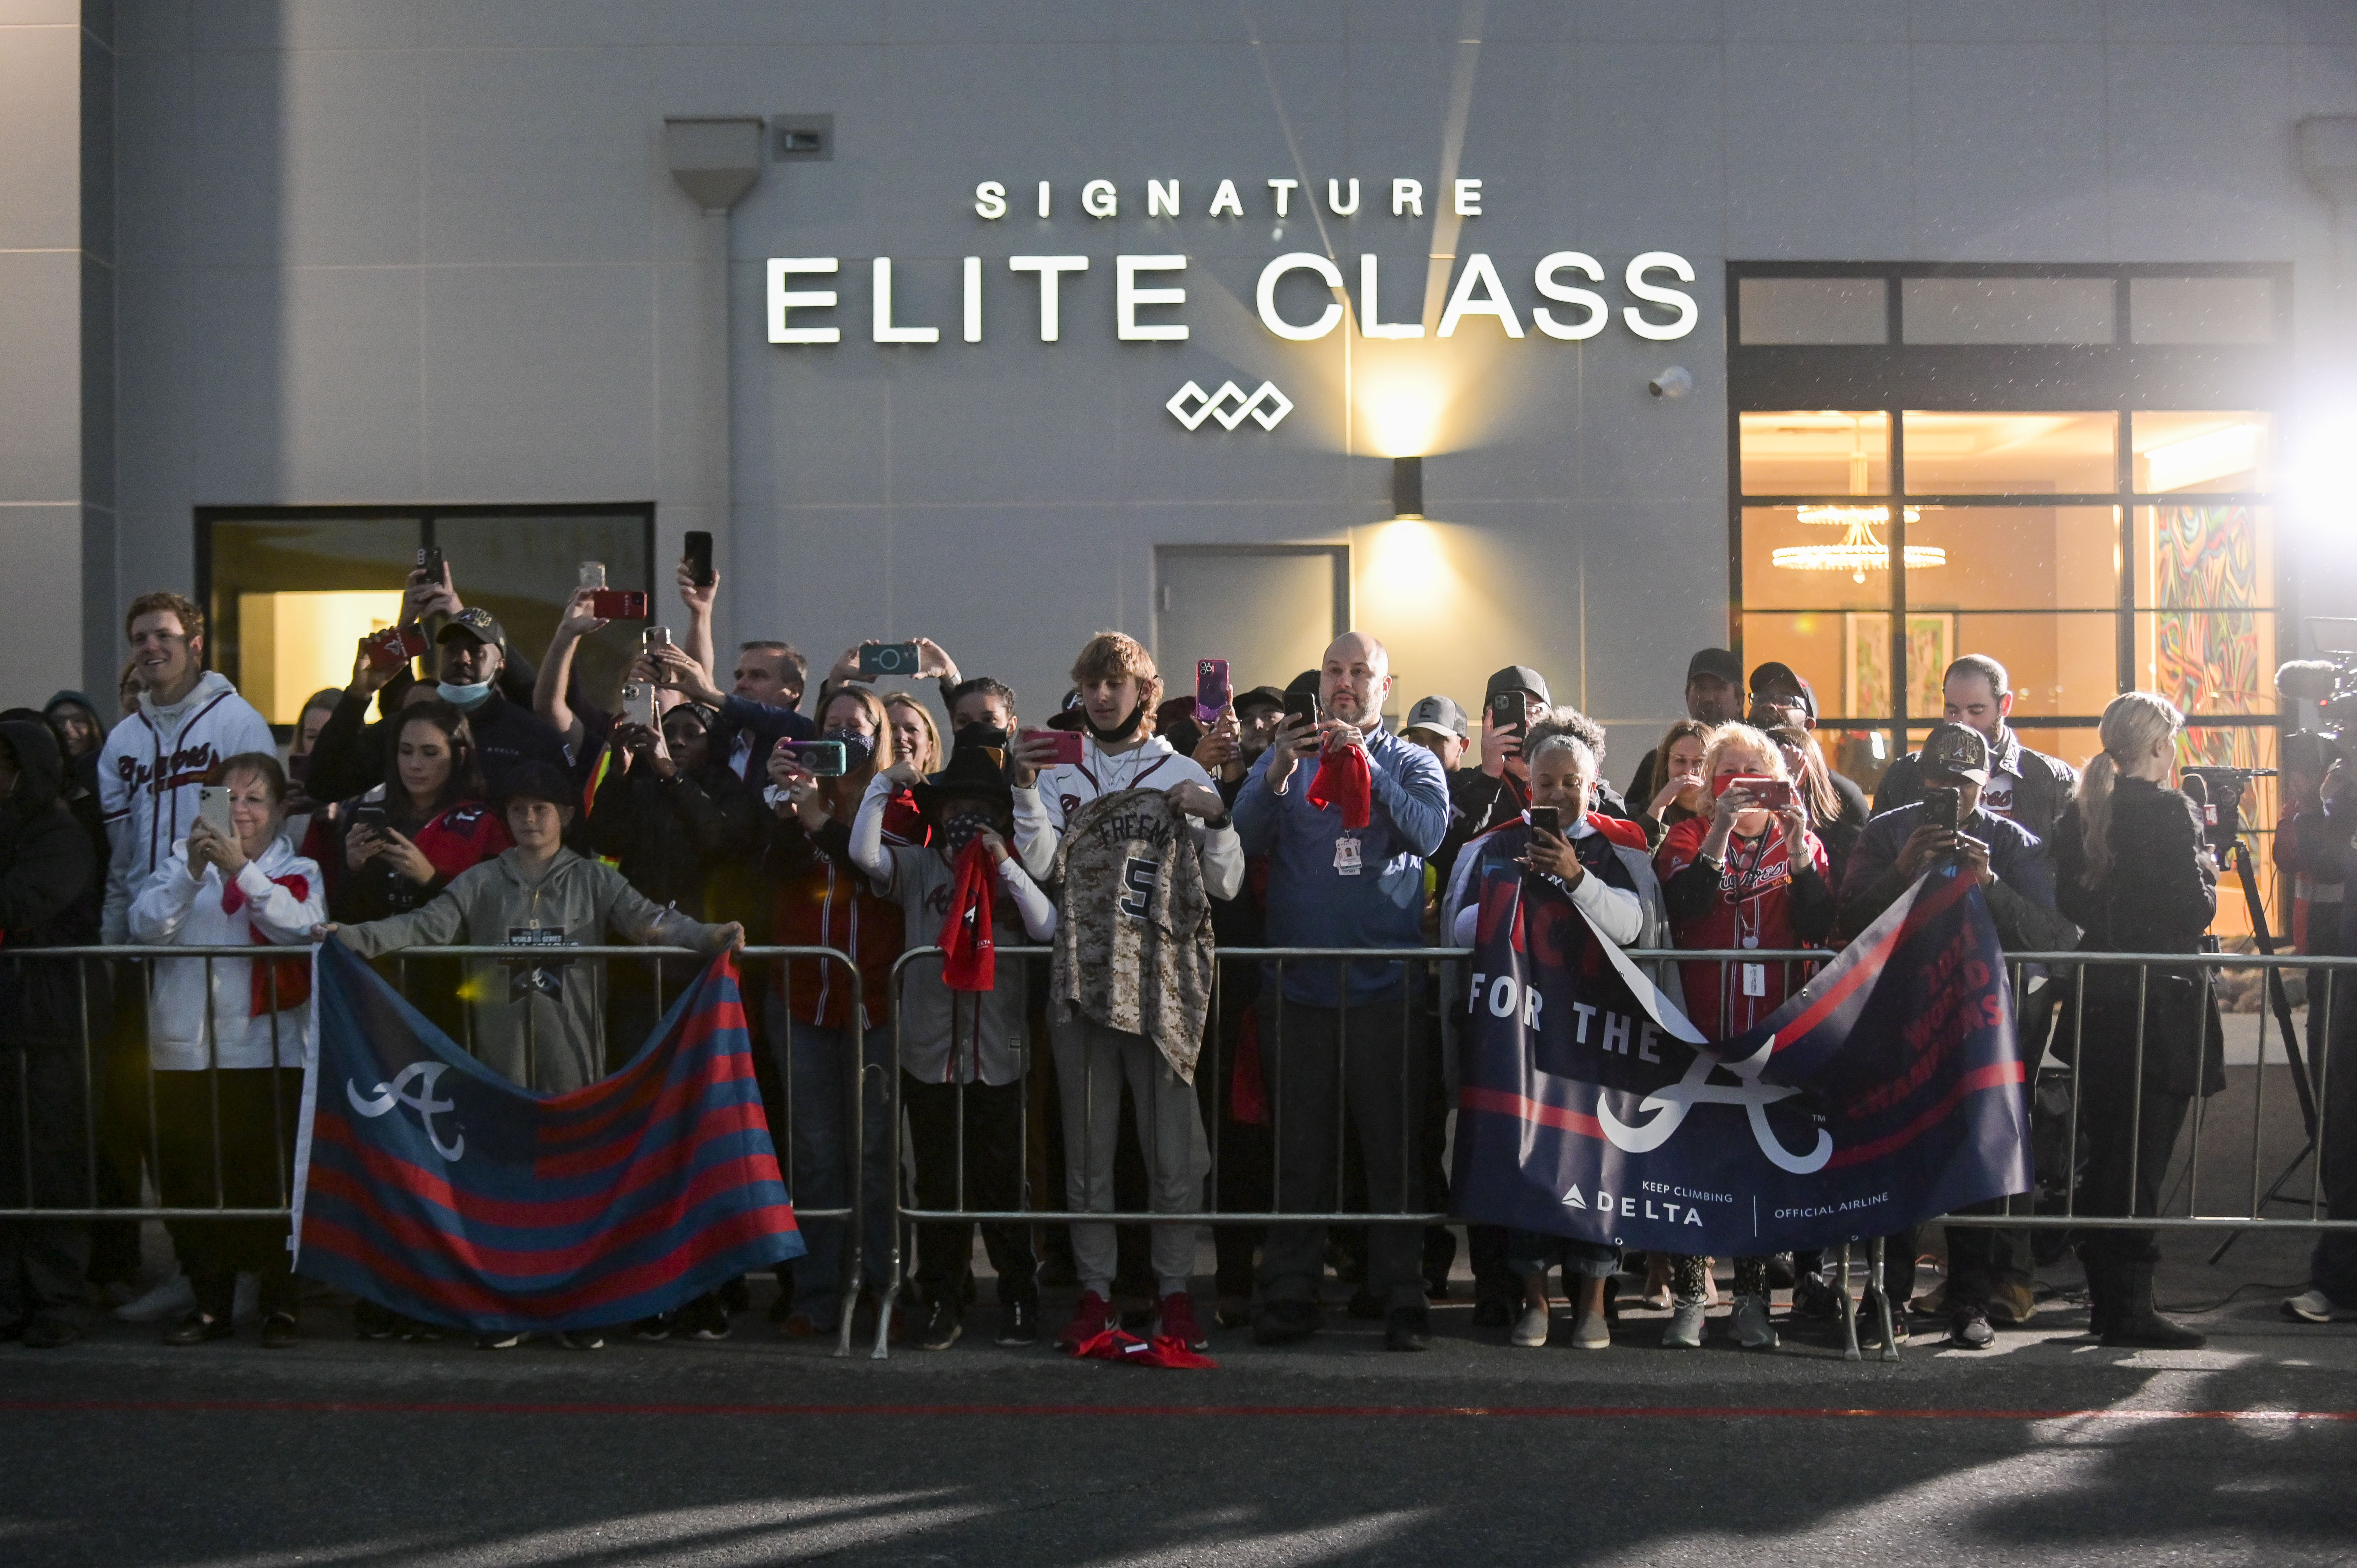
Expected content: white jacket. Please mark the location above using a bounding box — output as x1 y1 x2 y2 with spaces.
127 836 325 1071
1012 734 1244 900
99 672 276 943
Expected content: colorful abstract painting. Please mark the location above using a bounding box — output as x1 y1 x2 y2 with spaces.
2150 504 2265 770
1845 611 1951 721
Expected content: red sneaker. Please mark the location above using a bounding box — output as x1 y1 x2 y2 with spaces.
1156 1291 1210 1352
1058 1290 1117 1353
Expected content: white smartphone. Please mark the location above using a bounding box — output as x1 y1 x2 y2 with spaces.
197 784 234 834
620 681 658 729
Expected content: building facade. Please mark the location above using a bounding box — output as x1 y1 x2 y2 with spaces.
5 2 2355 853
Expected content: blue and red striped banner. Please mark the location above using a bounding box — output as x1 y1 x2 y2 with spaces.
294 942 804 1333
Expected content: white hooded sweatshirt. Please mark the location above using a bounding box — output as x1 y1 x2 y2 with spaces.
98 671 277 943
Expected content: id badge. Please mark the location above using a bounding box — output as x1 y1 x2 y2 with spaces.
1741 962 1767 998
1333 836 1362 876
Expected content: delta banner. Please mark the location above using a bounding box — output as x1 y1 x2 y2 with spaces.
292 942 804 1333
1451 857 2030 1256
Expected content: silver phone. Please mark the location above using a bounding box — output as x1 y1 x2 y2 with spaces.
197 784 234 834
620 681 658 730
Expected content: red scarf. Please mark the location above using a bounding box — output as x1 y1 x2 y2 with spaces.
220 869 313 1016
938 838 998 993
1306 743 1373 828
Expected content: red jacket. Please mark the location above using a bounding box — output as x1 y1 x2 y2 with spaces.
1656 814 1830 1037
770 788 928 1032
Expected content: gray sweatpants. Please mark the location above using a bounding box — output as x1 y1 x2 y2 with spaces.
1050 1012 1211 1298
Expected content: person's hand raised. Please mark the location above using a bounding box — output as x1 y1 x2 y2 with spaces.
1262 714 1322 790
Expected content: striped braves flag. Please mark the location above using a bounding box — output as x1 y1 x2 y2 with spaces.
293 941 803 1333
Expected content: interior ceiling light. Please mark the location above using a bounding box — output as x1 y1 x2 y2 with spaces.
1794 503 1924 528
1773 513 1945 584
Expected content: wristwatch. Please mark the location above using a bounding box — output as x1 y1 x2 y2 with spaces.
1203 810 1233 831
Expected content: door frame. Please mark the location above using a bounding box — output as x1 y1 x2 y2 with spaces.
1151 543 1352 671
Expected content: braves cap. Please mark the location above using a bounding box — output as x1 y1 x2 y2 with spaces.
1404 694 1470 741
1919 722 1993 784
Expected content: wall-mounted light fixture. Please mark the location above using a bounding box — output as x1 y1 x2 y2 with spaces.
1392 455 1424 519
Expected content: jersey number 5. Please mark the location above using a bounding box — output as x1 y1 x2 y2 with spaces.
1118 855 1158 920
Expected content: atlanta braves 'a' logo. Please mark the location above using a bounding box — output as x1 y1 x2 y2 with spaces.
1596 1037 1832 1174
347 1062 465 1162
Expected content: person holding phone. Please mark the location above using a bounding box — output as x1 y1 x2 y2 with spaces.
1433 668 1553 892
127 754 325 1349
1650 724 1837 1353
1836 722 2077 1347
313 701 509 927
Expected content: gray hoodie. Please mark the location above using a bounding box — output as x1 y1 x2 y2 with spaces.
334 845 734 1093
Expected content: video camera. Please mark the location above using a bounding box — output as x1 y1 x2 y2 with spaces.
2180 765 2275 857
2276 617 2357 746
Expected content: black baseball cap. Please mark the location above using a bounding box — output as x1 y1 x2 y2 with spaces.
1485 665 1552 707
1748 661 1817 720
435 607 508 653
1686 648 1743 687
1919 723 1992 785
1233 685 1286 716
1284 669 1320 697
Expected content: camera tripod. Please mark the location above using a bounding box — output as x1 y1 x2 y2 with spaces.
2205 830 2322 1265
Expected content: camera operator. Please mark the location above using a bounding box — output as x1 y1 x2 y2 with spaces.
2281 734 2357 1324
2051 692 2220 1349
1838 722 2078 1347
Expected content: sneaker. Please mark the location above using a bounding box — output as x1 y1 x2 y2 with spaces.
678 1294 732 1341
1384 1306 1432 1352
476 1331 524 1350
996 1296 1039 1347
1253 1298 1321 1346
1155 1292 1209 1352
2282 1287 2357 1324
917 1299 961 1351
1511 1302 1551 1348
352 1299 399 1340
163 1311 233 1346
1058 1291 1117 1352
260 1312 300 1350
1571 1310 1611 1351
114 1272 195 1324
632 1314 673 1342
398 1317 446 1344
1949 1306 1996 1348
555 1329 605 1351
1730 1292 1777 1351
1791 1270 1840 1322
1661 1300 1706 1349
1986 1278 2037 1325
21 1314 81 1350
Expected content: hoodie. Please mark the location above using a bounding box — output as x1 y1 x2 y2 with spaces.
97 671 276 943
0 719 103 1051
126 833 324 1071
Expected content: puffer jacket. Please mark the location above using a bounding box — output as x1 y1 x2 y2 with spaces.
0 719 104 1052
127 835 325 1071
334 846 735 1093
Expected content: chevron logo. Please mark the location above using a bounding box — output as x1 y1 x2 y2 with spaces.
1166 379 1294 432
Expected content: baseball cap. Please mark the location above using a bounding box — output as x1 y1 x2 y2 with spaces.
1918 722 1992 785
1284 669 1321 698
1748 661 1818 720
435 607 507 652
1403 694 1470 742
1485 665 1552 707
495 761 578 811
1686 648 1743 687
1233 685 1286 715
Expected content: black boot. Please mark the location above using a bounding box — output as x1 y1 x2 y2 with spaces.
2079 1248 2116 1339
2100 1259 2204 1349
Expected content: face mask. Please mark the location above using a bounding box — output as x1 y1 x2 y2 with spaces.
1084 702 1147 744
941 809 992 859
823 727 876 772
437 679 493 710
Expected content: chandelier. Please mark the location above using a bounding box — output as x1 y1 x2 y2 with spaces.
1772 509 1946 584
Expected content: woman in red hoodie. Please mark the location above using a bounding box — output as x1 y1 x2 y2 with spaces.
762 685 923 1338
1652 723 1836 1353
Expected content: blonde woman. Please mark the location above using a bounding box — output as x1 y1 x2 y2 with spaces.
1651 723 1836 1351
883 691 942 780
2052 692 2219 1349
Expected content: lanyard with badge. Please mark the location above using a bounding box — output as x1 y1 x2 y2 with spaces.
1722 832 1774 998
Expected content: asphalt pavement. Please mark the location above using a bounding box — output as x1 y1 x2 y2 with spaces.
4 1233 2354 1567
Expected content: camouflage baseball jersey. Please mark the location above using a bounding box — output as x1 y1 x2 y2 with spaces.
1050 788 1216 1082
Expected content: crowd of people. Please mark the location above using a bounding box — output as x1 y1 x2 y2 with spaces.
0 556 2349 1361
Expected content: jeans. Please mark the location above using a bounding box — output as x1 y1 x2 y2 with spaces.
776 1019 896 1328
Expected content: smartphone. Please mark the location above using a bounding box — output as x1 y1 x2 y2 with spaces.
1924 785 1962 832
1194 658 1231 726
417 546 444 584
1530 805 1561 837
348 802 388 836
197 784 234 835
1021 727 1085 766
1283 690 1320 728
684 531 715 588
1489 689 1526 737
591 589 650 620
578 560 608 591
362 624 429 671
779 740 848 777
1724 774 1795 810
859 641 922 677
642 625 672 651
620 681 658 730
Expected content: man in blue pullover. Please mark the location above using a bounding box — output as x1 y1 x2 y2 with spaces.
1232 632 1450 1351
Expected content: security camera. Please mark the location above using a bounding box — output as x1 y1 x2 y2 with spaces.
1648 366 1693 399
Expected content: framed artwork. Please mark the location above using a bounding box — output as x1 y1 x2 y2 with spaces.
1845 611 1952 721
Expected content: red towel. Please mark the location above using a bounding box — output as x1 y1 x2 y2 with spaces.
220 869 315 1015
938 838 998 993
1305 743 1373 828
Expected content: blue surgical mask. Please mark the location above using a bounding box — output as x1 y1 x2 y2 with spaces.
437 679 493 711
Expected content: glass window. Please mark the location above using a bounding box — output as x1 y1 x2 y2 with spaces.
1901 277 2115 345
2133 411 2270 494
1739 611 1866 717
1742 505 1897 611
1942 613 2119 721
1737 278 1887 345
1901 411 2117 494
437 513 653 712
2129 277 2274 345
1737 411 1889 495
1902 506 2120 611
208 517 421 725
